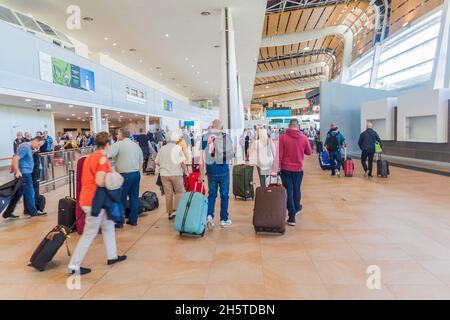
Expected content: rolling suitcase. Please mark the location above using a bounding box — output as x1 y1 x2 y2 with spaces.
253 177 287 235
343 148 354 177
232 164 254 200
75 157 87 235
58 170 76 231
377 154 390 178
174 184 208 237
319 150 332 170
29 224 73 272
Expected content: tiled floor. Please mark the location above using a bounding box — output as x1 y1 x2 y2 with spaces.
1 155 450 300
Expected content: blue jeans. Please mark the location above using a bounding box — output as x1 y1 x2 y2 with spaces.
329 150 342 174
280 170 304 220
207 173 230 222
120 171 141 225
9 173 37 216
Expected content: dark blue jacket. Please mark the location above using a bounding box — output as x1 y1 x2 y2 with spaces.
358 128 381 153
91 187 123 221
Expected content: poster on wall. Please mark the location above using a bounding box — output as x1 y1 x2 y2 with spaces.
39 52 95 92
162 99 173 111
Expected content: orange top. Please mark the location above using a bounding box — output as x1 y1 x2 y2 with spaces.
79 150 112 207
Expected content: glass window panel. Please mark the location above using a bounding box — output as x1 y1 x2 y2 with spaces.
377 39 437 78
376 60 434 90
0 5 20 26
15 12 43 33
349 69 371 87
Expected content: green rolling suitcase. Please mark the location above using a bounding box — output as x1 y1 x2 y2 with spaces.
232 165 254 200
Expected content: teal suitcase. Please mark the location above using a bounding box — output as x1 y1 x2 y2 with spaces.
174 191 208 236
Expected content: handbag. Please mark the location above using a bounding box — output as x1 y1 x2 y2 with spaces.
375 142 382 154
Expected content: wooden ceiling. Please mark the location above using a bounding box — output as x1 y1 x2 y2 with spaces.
252 0 444 104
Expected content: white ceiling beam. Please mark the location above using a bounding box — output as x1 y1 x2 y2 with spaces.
254 81 322 94
261 25 354 81
256 61 330 79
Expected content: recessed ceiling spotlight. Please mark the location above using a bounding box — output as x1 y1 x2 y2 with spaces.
71 114 76 117
25 99 32 102
77 117 81 120
196 71 200 75
164 33 170 38
185 57 189 61
159 73 163 76
265 86 269 89
66 118 71 121
402 21 410 27
82 17 94 22
201 11 211 16
139 59 143 63
68 105 74 108
290 70 295 74
156 66 162 70
116 112 121 114
113 43 117 46
191 65 195 68
84 112 89 114
303 46 311 51
104 37 109 41
129 48 137 52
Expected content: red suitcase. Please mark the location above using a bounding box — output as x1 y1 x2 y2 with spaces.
343 148 354 177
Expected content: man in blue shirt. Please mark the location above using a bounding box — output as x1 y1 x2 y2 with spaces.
201 119 234 229
3 136 47 219
325 123 347 177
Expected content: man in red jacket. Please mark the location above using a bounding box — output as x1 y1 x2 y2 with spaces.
279 119 312 226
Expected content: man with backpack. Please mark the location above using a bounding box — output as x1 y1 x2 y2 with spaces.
324 123 347 177
358 122 382 178
201 119 234 230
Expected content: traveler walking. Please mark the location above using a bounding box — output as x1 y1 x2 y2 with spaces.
155 131 187 220
108 129 143 227
248 128 276 187
279 119 312 226
136 128 151 173
156 129 166 149
13 131 24 155
201 119 234 229
358 122 382 178
67 132 127 276
324 123 347 177
3 136 47 219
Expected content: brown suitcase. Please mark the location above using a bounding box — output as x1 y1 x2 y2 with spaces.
253 184 287 235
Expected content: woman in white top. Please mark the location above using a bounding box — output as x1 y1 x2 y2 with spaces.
155 131 188 220
249 128 276 187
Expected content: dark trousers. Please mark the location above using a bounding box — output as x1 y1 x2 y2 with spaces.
280 170 304 220
119 171 141 225
141 148 149 173
4 173 37 216
361 150 375 175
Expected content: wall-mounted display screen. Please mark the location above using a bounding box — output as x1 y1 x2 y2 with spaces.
39 52 95 92
266 108 292 118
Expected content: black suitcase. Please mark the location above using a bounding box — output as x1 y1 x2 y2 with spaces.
29 224 72 272
58 170 76 230
377 154 390 178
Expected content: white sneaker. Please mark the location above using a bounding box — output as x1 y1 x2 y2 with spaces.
206 215 214 230
220 220 233 228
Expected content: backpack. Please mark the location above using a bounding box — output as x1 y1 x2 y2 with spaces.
211 133 234 164
327 134 339 152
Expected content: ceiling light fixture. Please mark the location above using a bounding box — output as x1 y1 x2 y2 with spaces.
402 22 410 27
214 45 221 48
25 99 32 102
66 118 71 121
129 48 137 52
201 11 211 16
185 57 189 61
84 112 89 114
82 17 94 22
164 33 170 38
117 112 121 114
303 46 311 51
139 59 143 63
113 43 117 46
104 37 109 41
68 105 74 108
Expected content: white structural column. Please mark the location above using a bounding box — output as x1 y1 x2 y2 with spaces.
91 107 98 133
369 44 382 88
432 0 450 89
260 25 354 82
145 115 150 133
220 7 244 158
95 107 103 132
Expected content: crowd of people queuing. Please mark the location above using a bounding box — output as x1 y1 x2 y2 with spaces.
3 119 382 275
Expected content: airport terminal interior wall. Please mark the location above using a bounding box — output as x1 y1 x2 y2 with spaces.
0 105 55 159
320 82 391 153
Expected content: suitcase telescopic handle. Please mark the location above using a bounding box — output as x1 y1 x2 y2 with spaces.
69 169 75 199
